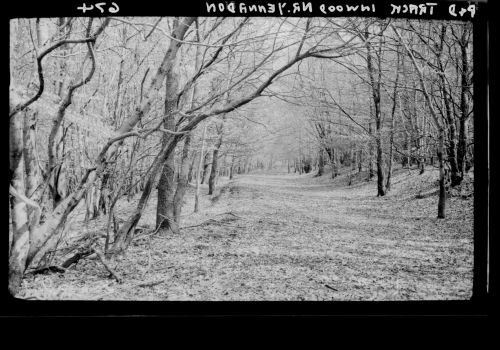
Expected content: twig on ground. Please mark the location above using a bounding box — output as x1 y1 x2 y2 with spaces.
324 284 338 291
216 212 241 218
92 248 122 283
153 265 176 272
181 219 218 229
30 265 67 275
415 189 439 199
136 279 166 288
181 213 241 230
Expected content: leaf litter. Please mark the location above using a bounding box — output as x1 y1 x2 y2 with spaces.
19 167 473 301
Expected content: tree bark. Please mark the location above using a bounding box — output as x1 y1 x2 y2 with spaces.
194 124 208 213
386 115 395 192
23 110 42 209
316 148 324 177
156 68 179 233
187 153 196 183
172 135 191 229
9 111 31 295
437 129 447 218
368 121 375 181
386 47 400 192
457 24 471 180
365 28 386 196
357 149 363 173
208 117 225 195
201 151 211 184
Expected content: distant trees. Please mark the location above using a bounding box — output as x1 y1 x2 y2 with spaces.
290 19 473 218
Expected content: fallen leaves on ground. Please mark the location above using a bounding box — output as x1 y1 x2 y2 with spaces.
18 167 473 301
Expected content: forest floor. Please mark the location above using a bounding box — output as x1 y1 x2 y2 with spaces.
18 166 474 301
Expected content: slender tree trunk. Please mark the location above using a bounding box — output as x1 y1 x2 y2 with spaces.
201 151 211 184
23 110 42 213
375 133 386 196
348 147 355 186
441 77 460 185
386 48 400 192
172 19 200 221
316 148 324 177
208 146 220 195
187 153 196 183
365 29 386 196
9 111 31 295
437 129 447 218
331 147 338 178
94 172 110 218
229 157 235 180
84 185 95 221
127 138 140 201
194 124 208 213
386 117 395 192
398 96 412 173
457 23 470 179
110 165 158 255
358 149 363 173
208 118 225 195
368 122 375 181
172 135 191 229
156 69 179 233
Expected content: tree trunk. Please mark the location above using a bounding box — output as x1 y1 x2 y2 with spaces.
194 124 208 213
187 153 196 183
368 122 375 181
172 135 191 230
375 135 386 196
111 165 158 255
348 147 355 186
365 28 386 196
201 151 211 184
208 118 225 195
358 149 363 173
437 129 447 218
443 81 461 185
9 111 31 295
208 146 219 195
156 68 179 233
230 156 235 180
23 110 43 226
386 117 395 192
94 172 110 218
386 49 400 192
457 24 470 180
436 25 461 186
316 149 324 177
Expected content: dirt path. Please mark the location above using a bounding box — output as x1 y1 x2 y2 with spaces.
20 171 474 301
200 173 473 300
